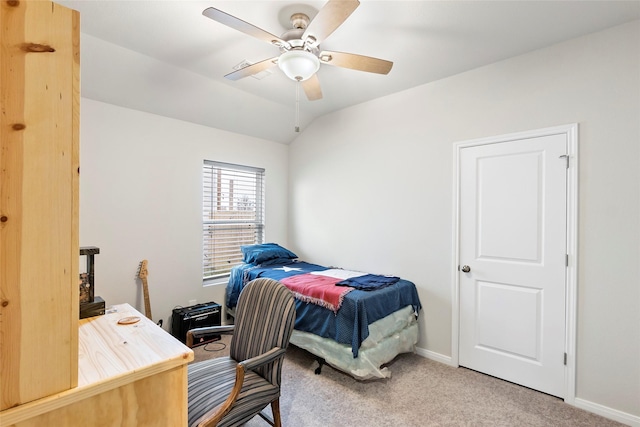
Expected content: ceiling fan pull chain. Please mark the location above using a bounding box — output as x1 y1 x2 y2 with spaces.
295 79 301 132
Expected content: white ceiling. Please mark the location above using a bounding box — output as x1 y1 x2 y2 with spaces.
58 0 640 143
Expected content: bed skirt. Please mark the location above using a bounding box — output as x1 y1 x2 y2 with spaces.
289 305 419 380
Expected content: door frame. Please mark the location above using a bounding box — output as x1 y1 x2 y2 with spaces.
451 123 578 402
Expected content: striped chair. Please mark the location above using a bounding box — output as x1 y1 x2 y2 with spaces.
187 278 296 427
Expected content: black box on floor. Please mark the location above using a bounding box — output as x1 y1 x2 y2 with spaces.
80 296 105 319
171 302 221 345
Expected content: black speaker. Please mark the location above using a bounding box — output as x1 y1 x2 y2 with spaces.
171 302 221 346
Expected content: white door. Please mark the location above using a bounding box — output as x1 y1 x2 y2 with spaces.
458 133 567 398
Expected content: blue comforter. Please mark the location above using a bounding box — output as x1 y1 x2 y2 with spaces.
226 260 422 358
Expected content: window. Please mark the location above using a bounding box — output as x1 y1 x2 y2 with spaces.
202 161 265 281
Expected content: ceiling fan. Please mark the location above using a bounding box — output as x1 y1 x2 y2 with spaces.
203 0 393 101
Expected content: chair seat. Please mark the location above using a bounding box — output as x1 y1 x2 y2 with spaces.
188 357 280 427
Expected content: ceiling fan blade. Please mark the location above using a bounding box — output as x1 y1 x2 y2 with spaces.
203 7 289 48
224 57 279 81
302 74 323 101
302 0 360 44
319 50 393 75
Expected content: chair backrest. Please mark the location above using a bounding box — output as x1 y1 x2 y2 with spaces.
230 278 296 386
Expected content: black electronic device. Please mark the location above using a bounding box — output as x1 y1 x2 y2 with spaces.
80 296 105 319
171 302 221 346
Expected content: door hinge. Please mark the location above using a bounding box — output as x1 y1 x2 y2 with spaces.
566 254 569 267
559 154 569 169
564 352 568 365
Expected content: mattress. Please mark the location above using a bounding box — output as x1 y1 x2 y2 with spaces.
289 304 419 380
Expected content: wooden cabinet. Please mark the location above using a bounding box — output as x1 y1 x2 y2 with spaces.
0 0 80 409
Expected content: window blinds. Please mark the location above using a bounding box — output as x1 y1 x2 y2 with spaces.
203 161 265 280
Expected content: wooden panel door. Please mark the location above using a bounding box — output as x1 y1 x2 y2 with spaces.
1 0 79 409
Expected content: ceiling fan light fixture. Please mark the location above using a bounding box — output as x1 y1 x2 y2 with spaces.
278 49 320 81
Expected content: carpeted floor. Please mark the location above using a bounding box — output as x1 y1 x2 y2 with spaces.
190 336 624 426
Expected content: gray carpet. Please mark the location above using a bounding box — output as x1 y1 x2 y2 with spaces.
191 336 623 426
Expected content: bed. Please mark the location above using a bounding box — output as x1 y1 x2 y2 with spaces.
225 244 422 380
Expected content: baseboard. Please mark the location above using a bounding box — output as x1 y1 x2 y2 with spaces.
414 346 455 366
573 398 639 427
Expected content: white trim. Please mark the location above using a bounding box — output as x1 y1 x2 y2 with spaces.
450 144 461 366
414 346 455 366
451 124 579 403
564 124 579 405
573 398 640 427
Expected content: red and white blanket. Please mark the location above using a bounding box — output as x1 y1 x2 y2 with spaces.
279 269 366 313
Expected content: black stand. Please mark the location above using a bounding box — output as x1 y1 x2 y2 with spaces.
314 357 326 375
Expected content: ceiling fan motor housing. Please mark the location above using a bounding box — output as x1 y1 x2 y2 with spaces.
279 13 319 57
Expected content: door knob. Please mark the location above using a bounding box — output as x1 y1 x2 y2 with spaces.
461 265 471 273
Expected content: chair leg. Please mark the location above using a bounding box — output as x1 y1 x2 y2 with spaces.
271 398 282 427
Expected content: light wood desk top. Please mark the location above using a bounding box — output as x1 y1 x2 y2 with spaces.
0 304 193 426
78 303 193 386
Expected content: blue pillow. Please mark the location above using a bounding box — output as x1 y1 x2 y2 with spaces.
241 243 298 265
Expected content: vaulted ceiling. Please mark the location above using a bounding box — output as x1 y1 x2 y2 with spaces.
58 1 640 143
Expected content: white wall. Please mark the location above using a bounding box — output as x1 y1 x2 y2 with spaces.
79 98 289 327
288 21 639 419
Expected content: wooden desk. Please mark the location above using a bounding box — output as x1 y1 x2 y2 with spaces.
0 304 194 427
